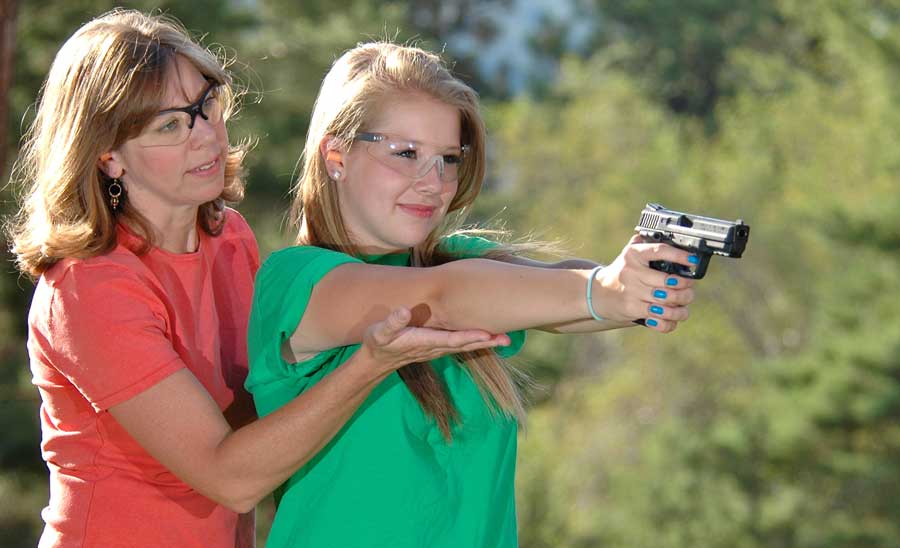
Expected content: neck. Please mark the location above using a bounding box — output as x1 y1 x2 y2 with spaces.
145 206 202 254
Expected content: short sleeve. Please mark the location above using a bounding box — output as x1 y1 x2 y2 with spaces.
245 246 362 406
39 264 184 411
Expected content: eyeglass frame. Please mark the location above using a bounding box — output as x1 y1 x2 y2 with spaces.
353 132 470 183
136 78 222 147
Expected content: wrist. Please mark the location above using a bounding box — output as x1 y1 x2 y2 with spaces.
347 344 394 383
586 265 605 321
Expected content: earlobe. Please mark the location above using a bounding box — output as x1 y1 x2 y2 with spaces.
97 152 124 179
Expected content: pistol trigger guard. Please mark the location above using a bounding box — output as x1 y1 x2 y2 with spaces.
649 260 675 274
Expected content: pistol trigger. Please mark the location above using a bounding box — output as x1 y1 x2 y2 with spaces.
649 260 674 274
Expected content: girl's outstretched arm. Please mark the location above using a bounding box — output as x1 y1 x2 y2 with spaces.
289 237 696 357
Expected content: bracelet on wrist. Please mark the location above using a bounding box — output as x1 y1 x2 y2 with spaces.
586 265 605 321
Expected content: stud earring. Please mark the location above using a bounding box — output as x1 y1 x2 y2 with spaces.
108 178 123 210
333 170 342 180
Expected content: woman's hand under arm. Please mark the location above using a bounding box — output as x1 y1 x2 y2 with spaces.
109 308 504 513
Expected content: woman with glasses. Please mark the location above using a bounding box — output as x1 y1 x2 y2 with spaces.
247 42 700 547
8 11 504 547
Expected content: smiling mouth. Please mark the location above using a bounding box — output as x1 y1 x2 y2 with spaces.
398 204 438 218
189 157 219 175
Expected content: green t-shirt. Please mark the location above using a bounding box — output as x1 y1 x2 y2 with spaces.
246 235 526 548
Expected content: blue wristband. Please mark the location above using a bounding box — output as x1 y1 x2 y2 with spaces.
586 265 605 321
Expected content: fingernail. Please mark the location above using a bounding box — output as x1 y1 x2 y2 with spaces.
646 318 659 327
688 255 700 265
653 289 668 299
666 277 678 286
650 305 664 315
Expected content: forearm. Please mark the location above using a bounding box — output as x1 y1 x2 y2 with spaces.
491 255 633 333
430 259 595 332
537 317 635 334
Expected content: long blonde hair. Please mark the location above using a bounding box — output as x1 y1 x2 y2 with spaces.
291 42 529 439
7 9 247 278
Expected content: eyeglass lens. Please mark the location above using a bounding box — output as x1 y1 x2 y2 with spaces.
357 133 465 182
136 83 222 147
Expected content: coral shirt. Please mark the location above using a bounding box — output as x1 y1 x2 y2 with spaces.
28 209 259 547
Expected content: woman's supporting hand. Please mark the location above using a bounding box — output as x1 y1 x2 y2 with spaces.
360 307 510 375
592 235 697 332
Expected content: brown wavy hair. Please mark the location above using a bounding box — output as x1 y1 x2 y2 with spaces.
7 9 248 278
291 42 532 440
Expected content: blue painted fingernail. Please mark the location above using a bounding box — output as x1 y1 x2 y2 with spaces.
646 318 659 327
688 254 700 265
653 289 668 299
666 277 679 286
650 305 664 315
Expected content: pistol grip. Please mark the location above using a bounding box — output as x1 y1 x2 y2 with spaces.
649 254 710 280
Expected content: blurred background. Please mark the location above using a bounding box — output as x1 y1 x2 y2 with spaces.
1 0 898 547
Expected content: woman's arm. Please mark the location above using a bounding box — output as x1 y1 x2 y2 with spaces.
109 308 504 513
290 237 697 355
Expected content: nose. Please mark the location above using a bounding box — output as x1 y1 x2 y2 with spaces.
189 114 218 148
413 156 444 194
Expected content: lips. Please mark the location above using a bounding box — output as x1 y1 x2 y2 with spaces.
188 156 220 176
398 204 438 218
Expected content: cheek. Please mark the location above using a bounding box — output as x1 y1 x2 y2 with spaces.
442 182 460 205
132 148 180 173
216 122 229 146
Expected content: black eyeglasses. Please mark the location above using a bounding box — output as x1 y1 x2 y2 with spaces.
135 79 223 147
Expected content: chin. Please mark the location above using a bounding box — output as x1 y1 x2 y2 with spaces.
198 182 225 204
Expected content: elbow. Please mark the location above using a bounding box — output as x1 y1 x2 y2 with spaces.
423 268 455 330
201 481 266 514
425 259 496 331
223 497 259 515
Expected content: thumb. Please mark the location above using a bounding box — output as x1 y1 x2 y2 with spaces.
371 307 411 345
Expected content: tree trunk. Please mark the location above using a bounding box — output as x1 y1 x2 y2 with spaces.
0 0 18 178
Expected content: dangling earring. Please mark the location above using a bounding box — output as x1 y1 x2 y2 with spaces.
108 178 123 211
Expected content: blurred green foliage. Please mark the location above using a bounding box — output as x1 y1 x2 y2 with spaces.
2 1 897 547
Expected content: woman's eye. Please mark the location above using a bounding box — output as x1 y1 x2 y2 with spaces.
443 154 462 165
395 149 417 160
156 117 181 133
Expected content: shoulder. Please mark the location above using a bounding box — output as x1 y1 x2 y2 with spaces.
219 208 258 248
41 245 153 291
252 245 363 313
259 245 360 279
222 207 252 235
32 251 166 330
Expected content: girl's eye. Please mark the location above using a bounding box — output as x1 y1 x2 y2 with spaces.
395 149 418 160
443 154 462 165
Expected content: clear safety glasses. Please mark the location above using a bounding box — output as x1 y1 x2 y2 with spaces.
134 80 223 147
354 132 469 183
